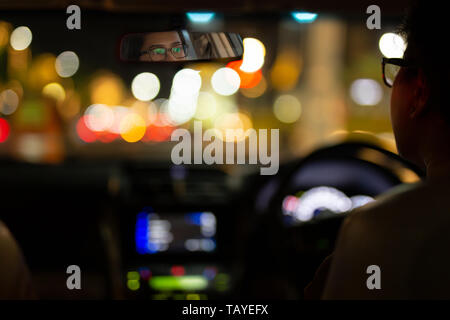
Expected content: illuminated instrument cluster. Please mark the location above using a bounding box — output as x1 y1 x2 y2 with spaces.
282 186 374 225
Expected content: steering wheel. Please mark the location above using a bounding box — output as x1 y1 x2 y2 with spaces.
238 140 424 299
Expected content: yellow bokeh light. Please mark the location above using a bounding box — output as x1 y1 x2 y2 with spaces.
214 112 253 142
42 82 66 103
89 72 125 106
273 94 302 123
195 92 217 120
0 22 12 48
29 54 58 90
270 50 302 91
119 113 146 143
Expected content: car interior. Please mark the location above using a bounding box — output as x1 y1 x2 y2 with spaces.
0 0 417 300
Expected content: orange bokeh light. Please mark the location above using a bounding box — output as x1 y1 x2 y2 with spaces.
226 60 262 89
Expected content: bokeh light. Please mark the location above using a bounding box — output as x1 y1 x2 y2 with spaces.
194 92 217 120
42 82 66 103
240 75 267 98
57 90 81 120
273 94 302 123
0 89 19 115
291 12 318 23
10 26 32 51
144 116 175 142
0 22 11 48
131 72 160 101
55 51 79 78
211 68 240 96
270 50 302 91
186 12 216 24
28 54 58 90
131 100 158 126
0 118 10 143
76 116 97 143
214 112 253 142
172 68 202 96
350 79 383 106
379 33 406 58
119 113 146 143
107 106 129 134
240 38 266 73
84 104 114 132
226 60 262 89
166 69 202 125
90 72 125 106
167 95 197 125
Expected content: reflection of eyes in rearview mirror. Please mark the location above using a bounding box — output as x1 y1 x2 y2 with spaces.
120 30 243 62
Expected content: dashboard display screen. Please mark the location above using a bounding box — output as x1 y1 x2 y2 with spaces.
135 210 217 254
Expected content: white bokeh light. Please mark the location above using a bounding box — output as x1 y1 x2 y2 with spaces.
165 69 202 125
379 33 406 58
211 68 240 96
84 104 115 132
10 26 32 51
55 51 80 78
131 72 160 101
171 68 202 96
0 89 19 115
350 79 383 106
240 38 266 73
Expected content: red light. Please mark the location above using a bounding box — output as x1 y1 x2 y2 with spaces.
0 118 10 143
171 265 185 277
76 116 97 143
142 114 175 142
143 125 174 142
226 60 262 89
95 131 118 143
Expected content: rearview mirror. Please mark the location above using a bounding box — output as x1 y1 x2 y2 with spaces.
120 30 243 62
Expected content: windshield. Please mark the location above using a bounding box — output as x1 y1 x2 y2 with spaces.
0 8 402 171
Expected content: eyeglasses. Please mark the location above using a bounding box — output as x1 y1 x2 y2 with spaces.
382 57 415 88
140 44 187 61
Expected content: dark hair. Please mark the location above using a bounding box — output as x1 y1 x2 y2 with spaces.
399 0 450 121
120 33 144 61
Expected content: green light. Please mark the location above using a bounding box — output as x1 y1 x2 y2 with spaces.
152 293 170 300
127 279 140 291
127 271 140 280
149 276 208 291
186 293 201 300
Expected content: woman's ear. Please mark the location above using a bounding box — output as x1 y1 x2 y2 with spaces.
410 68 431 119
